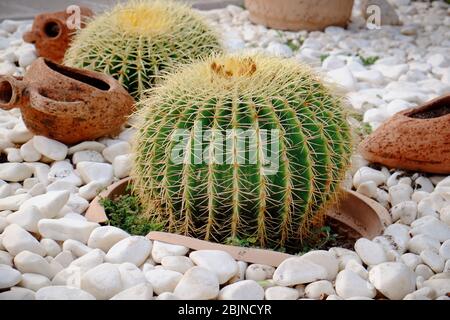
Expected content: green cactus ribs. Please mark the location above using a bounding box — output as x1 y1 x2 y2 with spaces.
64 0 222 100
132 54 353 250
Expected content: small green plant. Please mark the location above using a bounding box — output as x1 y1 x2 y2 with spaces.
320 54 330 63
298 226 338 254
357 54 379 66
100 193 164 236
285 39 301 52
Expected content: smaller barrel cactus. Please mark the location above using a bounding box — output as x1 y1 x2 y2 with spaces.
132 54 353 250
64 0 222 99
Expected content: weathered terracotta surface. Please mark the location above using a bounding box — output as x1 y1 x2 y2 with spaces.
244 0 354 31
359 94 450 174
0 58 135 144
23 7 93 63
85 179 388 266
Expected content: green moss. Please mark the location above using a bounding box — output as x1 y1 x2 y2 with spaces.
100 193 164 236
320 54 330 63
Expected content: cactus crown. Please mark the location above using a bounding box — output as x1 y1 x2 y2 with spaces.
132 54 353 250
64 0 222 99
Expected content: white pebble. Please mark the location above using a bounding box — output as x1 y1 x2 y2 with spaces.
32 136 68 161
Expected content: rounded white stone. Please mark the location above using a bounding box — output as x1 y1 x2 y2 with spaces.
102 142 131 163
389 184 413 206
173 266 219 300
69 248 105 272
106 236 152 266
20 190 70 219
78 181 103 201
0 163 33 182
189 250 239 284
335 270 376 299
0 264 22 289
305 280 336 299
19 273 51 291
0 287 36 300
265 286 299 300
38 218 99 244
345 259 369 279
353 167 386 188
87 226 129 252
390 201 417 225
110 283 153 300
354 238 388 266
36 286 95 300
301 250 339 281
411 217 450 242
273 257 328 286
369 262 416 300
415 264 435 280
439 239 450 260
408 234 441 254
68 141 106 154
14 250 53 278
420 250 445 273
145 269 183 295
72 150 105 165
32 136 68 161
401 253 422 270
76 161 113 186
6 206 44 233
245 264 275 281
2 224 45 256
160 256 194 274
219 280 264 300
62 239 92 258
113 154 132 179
0 250 13 266
20 140 41 162
81 263 123 300
151 241 189 263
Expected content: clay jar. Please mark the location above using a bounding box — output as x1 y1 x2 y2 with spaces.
0 58 135 144
23 7 93 63
359 94 450 174
244 0 354 31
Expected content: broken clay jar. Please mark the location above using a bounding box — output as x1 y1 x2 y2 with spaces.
23 7 93 63
0 58 135 144
359 94 450 174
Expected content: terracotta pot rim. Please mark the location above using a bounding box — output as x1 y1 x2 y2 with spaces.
85 178 390 266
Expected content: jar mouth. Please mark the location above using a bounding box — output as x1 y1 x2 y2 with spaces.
44 59 110 91
43 19 63 39
407 96 450 119
0 80 13 105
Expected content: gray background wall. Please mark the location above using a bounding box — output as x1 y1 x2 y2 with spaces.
0 0 244 20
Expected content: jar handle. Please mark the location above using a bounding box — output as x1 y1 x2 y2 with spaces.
0 76 28 110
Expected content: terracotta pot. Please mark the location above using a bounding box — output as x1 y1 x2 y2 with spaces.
359 94 450 174
0 58 135 144
244 0 355 31
86 178 390 266
23 7 93 63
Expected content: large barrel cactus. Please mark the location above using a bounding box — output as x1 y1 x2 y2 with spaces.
64 0 222 99
133 54 353 249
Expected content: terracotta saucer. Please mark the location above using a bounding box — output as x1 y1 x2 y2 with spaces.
85 178 390 266
359 94 450 174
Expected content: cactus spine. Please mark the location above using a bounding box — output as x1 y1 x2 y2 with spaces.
132 54 353 249
64 0 222 99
